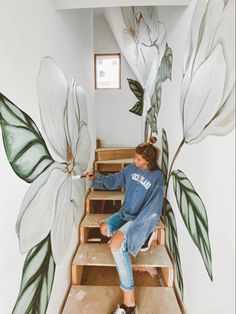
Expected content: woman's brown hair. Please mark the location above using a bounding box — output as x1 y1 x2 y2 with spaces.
135 137 160 171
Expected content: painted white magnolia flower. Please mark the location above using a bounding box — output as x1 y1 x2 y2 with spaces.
16 57 91 264
122 7 164 49
181 0 235 144
121 6 166 86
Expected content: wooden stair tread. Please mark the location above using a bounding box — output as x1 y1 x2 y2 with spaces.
62 285 182 314
73 244 172 268
95 158 133 164
96 147 135 152
81 214 165 229
87 190 124 201
95 147 135 161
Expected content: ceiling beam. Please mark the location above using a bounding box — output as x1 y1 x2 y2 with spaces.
52 0 191 10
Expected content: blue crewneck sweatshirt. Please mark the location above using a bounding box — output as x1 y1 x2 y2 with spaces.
92 163 164 256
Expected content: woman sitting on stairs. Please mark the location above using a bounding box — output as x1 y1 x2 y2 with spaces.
86 137 164 314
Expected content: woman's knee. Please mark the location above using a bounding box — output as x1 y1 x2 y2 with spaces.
110 240 122 252
100 222 108 237
110 231 125 252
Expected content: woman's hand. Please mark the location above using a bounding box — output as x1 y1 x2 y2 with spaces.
109 231 125 252
84 172 95 180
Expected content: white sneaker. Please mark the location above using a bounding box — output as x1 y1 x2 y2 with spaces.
111 304 137 314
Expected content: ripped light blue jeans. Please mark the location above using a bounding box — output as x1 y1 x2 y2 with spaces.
105 212 134 291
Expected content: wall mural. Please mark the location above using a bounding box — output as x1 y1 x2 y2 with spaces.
106 6 172 140
120 7 172 140
168 0 234 295
0 57 91 313
107 1 235 299
166 0 235 297
104 7 172 140
0 1 234 311
127 42 172 140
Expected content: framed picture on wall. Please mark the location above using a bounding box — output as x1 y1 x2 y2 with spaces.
94 53 121 89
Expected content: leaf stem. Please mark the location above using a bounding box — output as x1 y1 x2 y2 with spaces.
163 138 185 217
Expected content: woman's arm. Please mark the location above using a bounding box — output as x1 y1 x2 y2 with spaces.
85 166 129 190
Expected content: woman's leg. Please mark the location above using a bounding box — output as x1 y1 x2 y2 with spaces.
99 212 124 237
110 238 135 306
110 221 136 307
100 221 109 236
100 215 136 308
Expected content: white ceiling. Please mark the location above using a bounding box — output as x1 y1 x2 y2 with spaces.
52 0 191 10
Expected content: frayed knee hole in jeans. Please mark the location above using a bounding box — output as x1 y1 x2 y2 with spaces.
110 239 126 253
99 222 109 237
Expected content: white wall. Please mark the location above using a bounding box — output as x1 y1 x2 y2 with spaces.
0 1 95 313
0 2 234 314
95 6 235 314
157 3 235 314
94 12 143 147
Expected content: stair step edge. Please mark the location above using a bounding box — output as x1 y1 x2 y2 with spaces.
81 214 165 229
62 285 182 314
95 158 134 164
87 190 124 201
73 244 172 268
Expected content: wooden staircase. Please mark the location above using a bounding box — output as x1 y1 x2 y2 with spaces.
62 147 183 314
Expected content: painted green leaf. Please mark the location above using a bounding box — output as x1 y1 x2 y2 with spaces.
161 128 169 184
129 100 143 116
165 200 184 298
0 93 54 183
127 79 144 116
12 234 55 314
127 78 144 100
144 108 157 140
151 81 162 116
144 117 149 142
144 82 160 141
146 107 157 134
158 43 173 82
149 109 157 134
172 170 213 280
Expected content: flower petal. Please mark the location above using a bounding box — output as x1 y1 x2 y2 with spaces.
183 1 208 75
192 0 224 75
191 84 235 143
184 44 226 143
65 78 80 153
37 57 68 162
144 51 160 98
16 162 67 253
138 15 152 46
137 7 159 45
155 22 166 49
71 177 86 226
74 124 91 173
16 162 65 234
77 86 88 125
50 176 74 264
121 7 136 32
105 7 143 85
180 67 192 127
211 0 235 105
